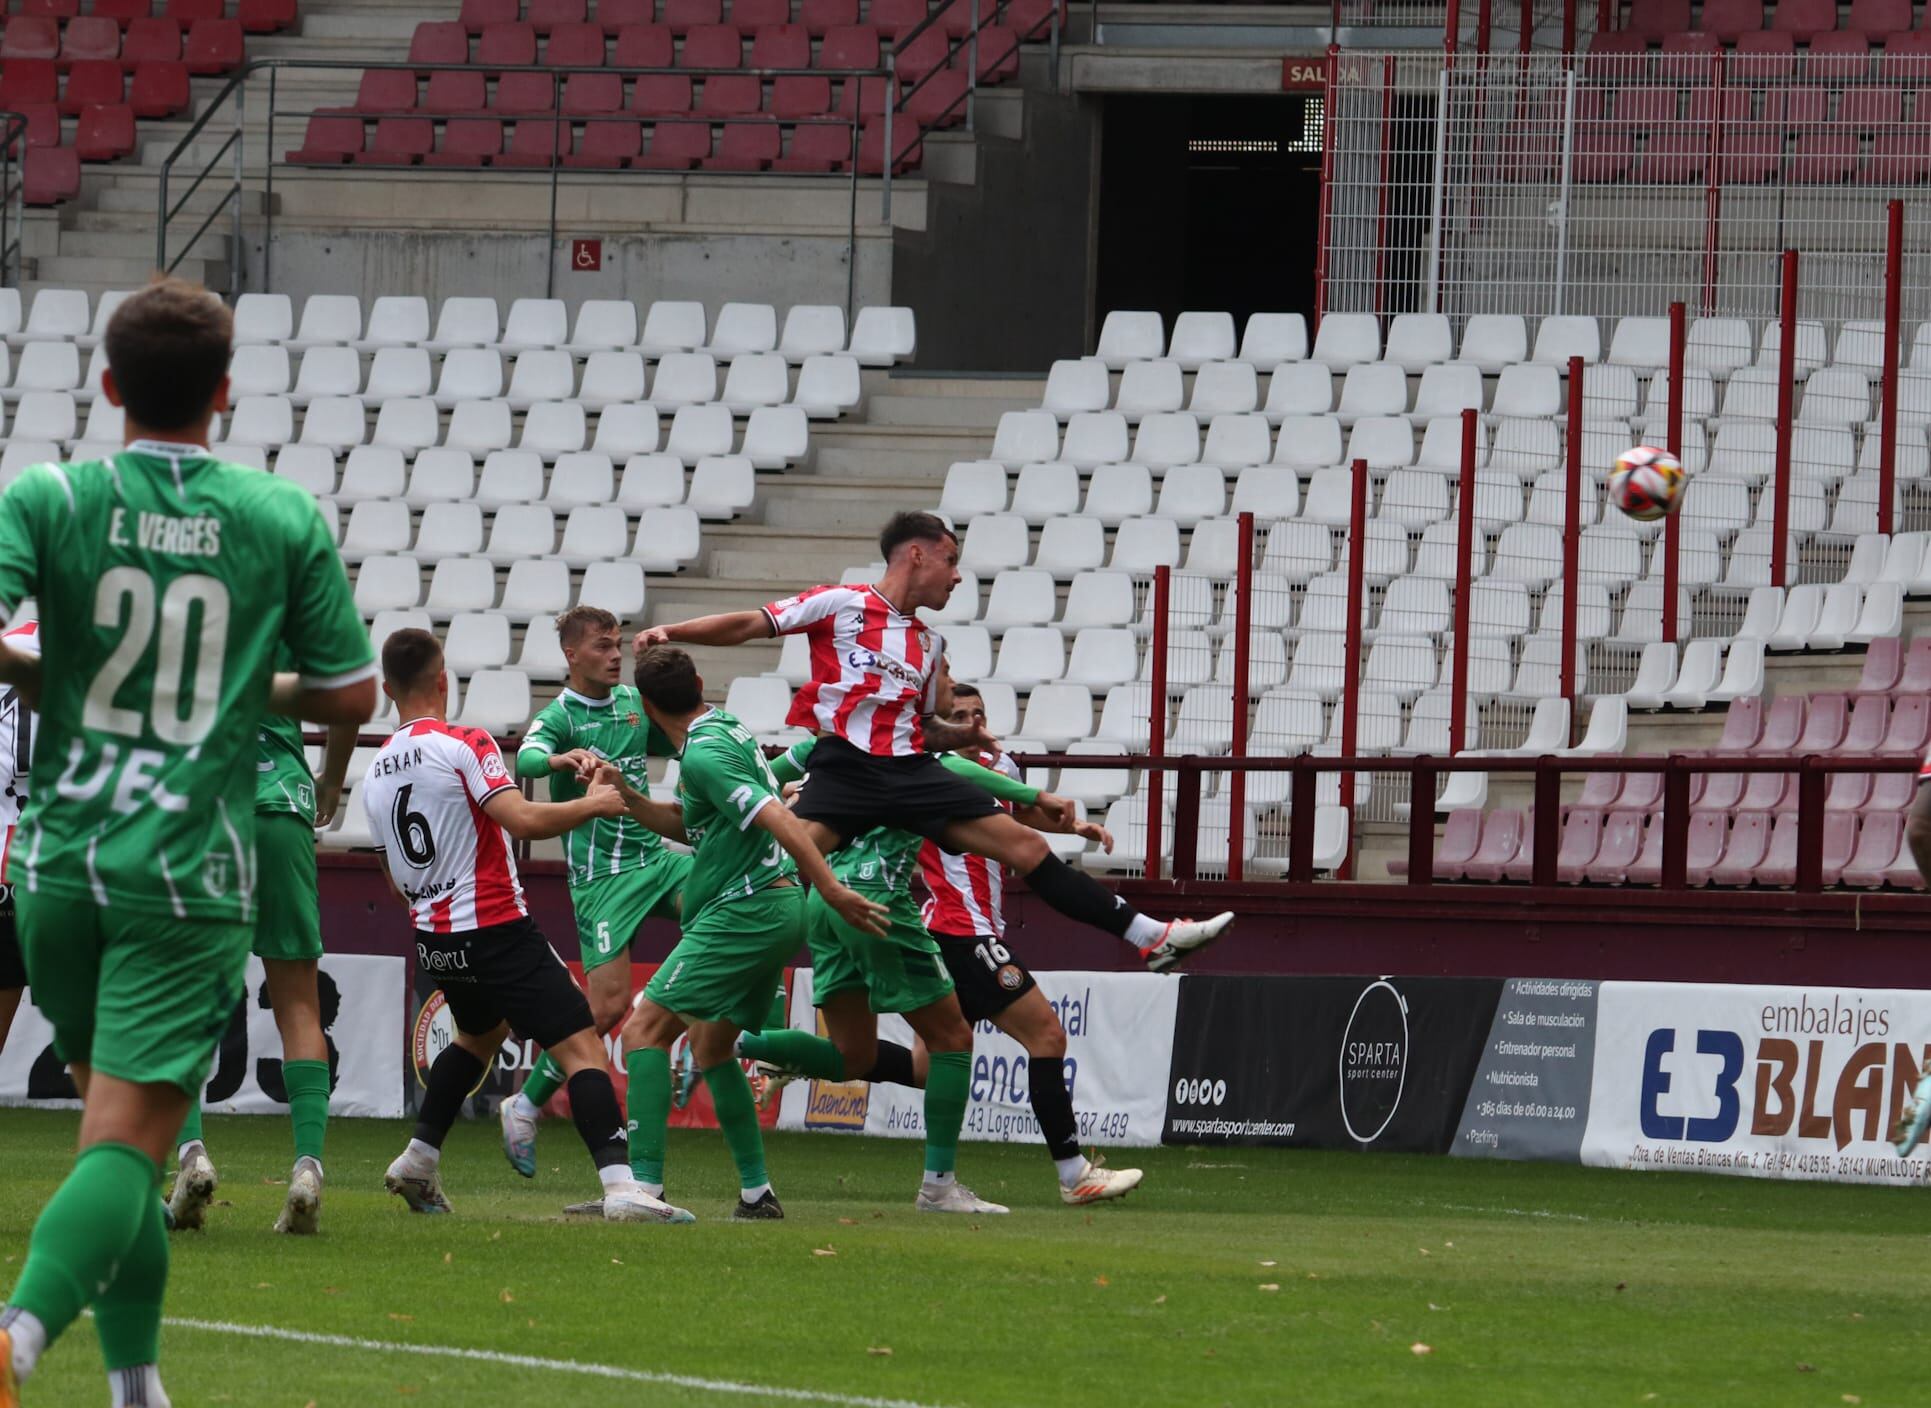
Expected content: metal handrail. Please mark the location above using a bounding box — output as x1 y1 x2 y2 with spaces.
1013 749 1926 892
156 55 897 304
888 0 1062 163
0 110 26 287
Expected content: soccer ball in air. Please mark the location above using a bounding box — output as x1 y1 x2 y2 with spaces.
1608 446 1687 523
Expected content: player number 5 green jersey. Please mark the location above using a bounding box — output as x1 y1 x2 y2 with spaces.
516 684 674 889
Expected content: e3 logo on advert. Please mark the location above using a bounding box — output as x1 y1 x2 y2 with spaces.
1639 1027 1745 1142
1173 1077 1227 1107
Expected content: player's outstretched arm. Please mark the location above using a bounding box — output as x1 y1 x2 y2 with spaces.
482 779 627 842
634 610 774 653
270 672 377 727
313 721 361 828
755 802 890 937
596 764 690 844
921 713 996 754
1907 780 1931 885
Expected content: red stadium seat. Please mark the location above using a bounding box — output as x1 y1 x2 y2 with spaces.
1736 770 1788 813
867 0 925 39
1770 0 1835 39
817 21 878 68
1388 807 1484 881
769 118 849 168
836 70 891 117
664 0 721 31
1878 31 1931 82
1752 809 1812 888
423 69 486 113
1692 771 1746 813
1885 831 1928 889
1685 85 1748 124
1867 129 1931 181
1552 808 1604 883
1635 132 1704 183
937 0 994 40
496 117 572 165
729 0 789 30
23 0 79 17
1852 636 1904 696
904 65 966 126
1794 693 1848 753
1706 694 1764 753
1623 809 1668 884
7 103 60 148
424 115 504 164
1731 29 1796 79
183 17 244 72
545 20 607 64
1755 694 1807 751
750 21 809 65
238 0 297 33
1 58 61 111
1889 635 1931 695
892 27 948 82
2 18 61 60
408 20 469 65
1682 810 1731 887
1790 131 1860 182
1655 31 1719 80
1615 772 1665 813
1803 31 1869 81
121 16 182 61
127 57 185 113
1881 694 1931 754
967 24 1021 82
679 22 741 65
1584 809 1646 884
698 71 761 113
1849 0 1912 36
769 73 828 115
1842 811 1905 888
23 144 79 203
1699 0 1763 38
1717 129 1783 183
1461 808 1525 882
799 0 855 35
95 0 153 22
477 21 538 65
1826 771 1874 812
1871 770 1919 811
596 0 651 31
1607 84 1676 129
562 71 623 111
613 22 673 63
288 113 363 163
60 59 124 113
564 115 642 165
628 72 692 111
1576 772 1622 809
528 0 588 33
1573 129 1635 182
76 101 134 159
703 116 778 167
492 71 557 113
459 0 517 33
633 116 711 166
62 17 122 61
163 0 219 20
1005 0 1063 35
1838 693 1890 753
1582 29 1646 80
1626 0 1689 37
1840 85 1902 129
356 115 435 164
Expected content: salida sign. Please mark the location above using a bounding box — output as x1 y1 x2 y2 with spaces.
1584 983 1931 1185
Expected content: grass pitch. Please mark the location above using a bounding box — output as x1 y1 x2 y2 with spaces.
2 1108 1927 1407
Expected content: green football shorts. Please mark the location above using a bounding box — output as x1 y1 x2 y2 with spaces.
574 851 692 973
642 881 802 1030
807 886 956 1015
253 811 323 962
19 888 251 1096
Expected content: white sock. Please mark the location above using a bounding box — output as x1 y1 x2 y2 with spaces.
740 1182 772 1203
639 1181 666 1199
109 1363 170 1408
404 1138 440 1167
293 1155 323 1180
922 1170 956 1188
1124 913 1166 947
176 1139 205 1165
1 1307 46 1382
596 1163 635 1190
731 1032 747 1057
512 1093 542 1120
1054 1154 1090 1186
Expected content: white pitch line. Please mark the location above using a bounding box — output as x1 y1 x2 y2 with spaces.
161 1316 951 1408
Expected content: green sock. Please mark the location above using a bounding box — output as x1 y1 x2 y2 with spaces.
736 1028 846 1081
763 984 788 1031
923 1050 971 1177
701 1061 769 1194
8 1143 158 1344
520 1051 565 1109
92 1183 168 1371
175 1100 202 1150
282 1059 330 1164
624 1047 671 1186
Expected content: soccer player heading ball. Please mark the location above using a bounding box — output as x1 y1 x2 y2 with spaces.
0 278 379 1408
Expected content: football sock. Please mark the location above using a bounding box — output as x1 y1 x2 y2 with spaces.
174 1101 202 1155
1022 854 1139 942
624 1047 672 1187
282 1059 330 1164
1054 1154 1089 1185
763 983 788 1031
108 1364 170 1408
413 1045 486 1149
404 1138 439 1166
7 1142 158 1348
564 1069 631 1173
736 1028 847 1081
1027 1052 1081 1163
94 1191 168 1373
0 1307 47 1384
519 1051 565 1111
702 1061 769 1195
868 1040 920 1089
1124 912 1167 948
922 1050 971 1177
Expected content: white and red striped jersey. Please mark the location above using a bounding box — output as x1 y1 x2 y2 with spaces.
0 619 39 880
762 583 942 757
364 716 527 933
919 749 1019 939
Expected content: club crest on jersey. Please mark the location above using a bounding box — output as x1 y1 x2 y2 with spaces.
626 712 641 726
201 853 231 898
482 752 507 779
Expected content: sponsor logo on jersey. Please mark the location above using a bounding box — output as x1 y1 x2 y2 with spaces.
415 940 471 973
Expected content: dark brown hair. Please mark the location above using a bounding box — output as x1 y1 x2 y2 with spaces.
555 604 620 650
879 511 957 562
103 277 233 431
633 645 704 714
381 628 445 696
949 681 983 703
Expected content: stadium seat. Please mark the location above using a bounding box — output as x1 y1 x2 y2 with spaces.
593 404 663 459
685 455 755 519
1309 313 1378 370
1095 310 1163 368
720 352 790 415
651 352 719 410
577 352 646 410
1168 312 1235 371
848 305 916 366
1237 312 1307 367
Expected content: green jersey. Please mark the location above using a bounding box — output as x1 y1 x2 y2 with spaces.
675 707 796 924
516 684 674 889
0 445 374 921
256 649 316 822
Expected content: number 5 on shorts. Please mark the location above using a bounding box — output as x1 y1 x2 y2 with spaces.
596 919 612 955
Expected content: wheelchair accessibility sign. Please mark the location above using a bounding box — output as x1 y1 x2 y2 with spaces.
571 239 602 271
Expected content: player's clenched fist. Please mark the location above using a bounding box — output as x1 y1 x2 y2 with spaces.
632 625 673 654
